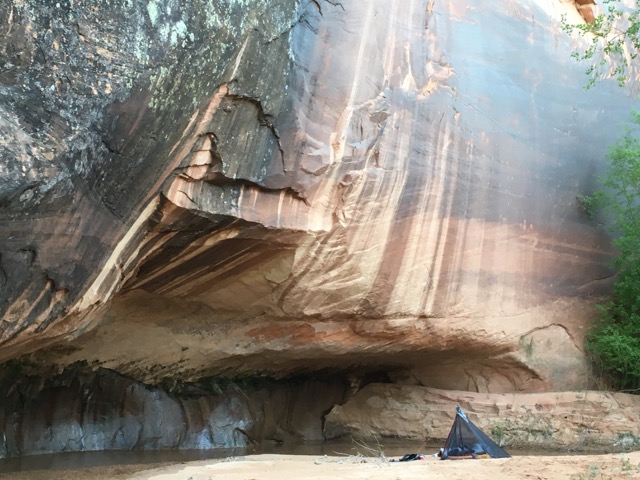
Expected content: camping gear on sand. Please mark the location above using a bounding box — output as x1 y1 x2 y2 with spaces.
440 406 510 460
390 453 425 462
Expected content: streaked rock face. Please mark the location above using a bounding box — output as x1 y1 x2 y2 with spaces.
0 368 348 456
0 0 635 394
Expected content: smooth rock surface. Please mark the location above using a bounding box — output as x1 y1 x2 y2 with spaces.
0 368 347 457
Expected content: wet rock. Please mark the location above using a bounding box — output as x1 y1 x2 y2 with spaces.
0 368 347 457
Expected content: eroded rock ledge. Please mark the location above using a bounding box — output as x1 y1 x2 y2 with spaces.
326 384 640 451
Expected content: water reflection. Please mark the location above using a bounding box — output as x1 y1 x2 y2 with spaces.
0 448 244 474
0 440 614 474
0 441 435 474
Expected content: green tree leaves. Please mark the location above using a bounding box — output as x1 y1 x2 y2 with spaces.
562 2 640 389
562 0 640 88
585 114 640 390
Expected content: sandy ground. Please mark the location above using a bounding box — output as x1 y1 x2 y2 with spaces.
4 452 640 480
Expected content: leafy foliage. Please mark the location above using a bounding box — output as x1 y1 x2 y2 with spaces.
585 113 640 390
562 0 640 88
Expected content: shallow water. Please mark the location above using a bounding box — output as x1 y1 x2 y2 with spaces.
0 448 238 474
0 441 435 474
0 440 619 474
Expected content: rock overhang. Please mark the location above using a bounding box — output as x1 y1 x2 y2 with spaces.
0 0 637 395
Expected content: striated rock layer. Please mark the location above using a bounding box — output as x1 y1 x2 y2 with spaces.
325 383 640 450
1 0 638 404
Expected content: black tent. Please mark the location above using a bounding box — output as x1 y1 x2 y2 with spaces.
440 406 510 459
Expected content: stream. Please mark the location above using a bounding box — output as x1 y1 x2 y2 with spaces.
0 440 605 475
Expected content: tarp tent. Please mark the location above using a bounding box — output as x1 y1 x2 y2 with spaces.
440 406 510 459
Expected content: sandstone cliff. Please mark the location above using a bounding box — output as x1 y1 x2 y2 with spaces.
0 0 638 458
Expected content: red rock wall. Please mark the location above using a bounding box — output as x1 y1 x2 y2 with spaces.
1 0 635 394
325 383 640 449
